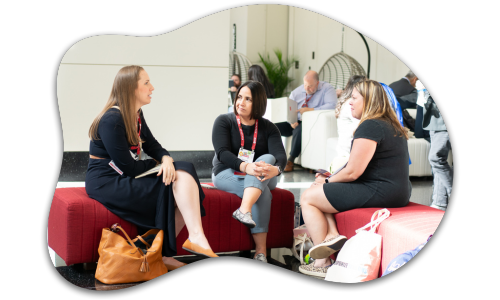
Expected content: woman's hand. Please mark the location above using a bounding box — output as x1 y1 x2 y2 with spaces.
157 155 176 185
312 173 327 186
253 161 279 182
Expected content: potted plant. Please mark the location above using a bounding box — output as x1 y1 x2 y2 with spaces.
258 49 297 98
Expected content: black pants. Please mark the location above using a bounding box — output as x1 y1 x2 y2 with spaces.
414 106 430 140
275 121 302 160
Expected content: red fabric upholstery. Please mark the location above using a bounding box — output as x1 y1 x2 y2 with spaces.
48 187 295 265
48 187 138 266
334 202 444 277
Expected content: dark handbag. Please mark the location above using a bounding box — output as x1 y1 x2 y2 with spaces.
402 109 416 132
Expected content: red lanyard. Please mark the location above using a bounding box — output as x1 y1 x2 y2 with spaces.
235 115 259 151
130 113 142 156
302 94 313 108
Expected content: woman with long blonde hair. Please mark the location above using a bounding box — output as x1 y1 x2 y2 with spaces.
298 79 411 277
86 66 218 272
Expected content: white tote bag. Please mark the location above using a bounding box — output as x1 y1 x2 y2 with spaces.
325 209 390 283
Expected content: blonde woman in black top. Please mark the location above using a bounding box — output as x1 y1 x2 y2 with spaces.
298 79 411 277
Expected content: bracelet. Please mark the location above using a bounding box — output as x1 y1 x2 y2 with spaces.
242 162 249 173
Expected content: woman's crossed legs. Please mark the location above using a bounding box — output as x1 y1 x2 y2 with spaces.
163 170 214 266
300 184 342 268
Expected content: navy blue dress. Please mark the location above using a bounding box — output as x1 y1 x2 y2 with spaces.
85 108 205 257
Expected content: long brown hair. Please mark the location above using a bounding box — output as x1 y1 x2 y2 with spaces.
89 65 144 145
354 79 408 139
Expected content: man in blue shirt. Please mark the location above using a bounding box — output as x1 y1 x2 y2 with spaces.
275 70 337 172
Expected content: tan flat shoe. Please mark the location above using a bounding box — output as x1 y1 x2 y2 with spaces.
182 239 218 258
164 262 187 271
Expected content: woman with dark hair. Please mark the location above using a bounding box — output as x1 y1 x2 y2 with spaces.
211 81 287 262
248 65 275 98
298 79 411 277
86 66 218 272
329 75 366 172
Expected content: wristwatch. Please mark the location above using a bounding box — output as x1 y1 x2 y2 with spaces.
325 177 330 184
276 165 283 176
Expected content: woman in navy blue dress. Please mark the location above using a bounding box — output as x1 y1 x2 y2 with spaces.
85 66 217 271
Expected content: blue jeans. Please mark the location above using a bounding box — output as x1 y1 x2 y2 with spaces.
429 130 453 209
212 154 278 234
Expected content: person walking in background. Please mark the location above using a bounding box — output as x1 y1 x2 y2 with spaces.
421 85 452 211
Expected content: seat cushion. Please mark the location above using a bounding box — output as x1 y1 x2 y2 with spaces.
176 186 295 255
48 186 295 265
334 202 444 277
48 187 138 266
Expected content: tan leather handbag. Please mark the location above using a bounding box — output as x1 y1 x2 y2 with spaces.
95 224 168 284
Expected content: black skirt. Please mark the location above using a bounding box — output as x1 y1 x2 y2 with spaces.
85 159 205 257
323 180 411 212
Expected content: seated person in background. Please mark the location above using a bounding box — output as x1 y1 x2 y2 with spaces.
248 65 275 98
299 79 411 278
275 70 337 172
389 71 418 110
414 80 430 140
211 81 287 263
329 75 366 173
230 74 242 92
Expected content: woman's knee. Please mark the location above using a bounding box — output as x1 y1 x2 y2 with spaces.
300 188 312 206
256 154 276 165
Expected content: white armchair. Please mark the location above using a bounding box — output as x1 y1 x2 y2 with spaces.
300 108 452 176
300 109 337 170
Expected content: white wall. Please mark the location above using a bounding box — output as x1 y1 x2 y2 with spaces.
58 10 230 152
287 6 409 91
229 5 409 95
229 5 289 65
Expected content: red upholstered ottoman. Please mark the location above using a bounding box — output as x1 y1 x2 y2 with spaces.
48 187 295 266
334 202 444 277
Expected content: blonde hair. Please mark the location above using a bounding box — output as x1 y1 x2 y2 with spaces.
89 65 144 146
354 79 408 139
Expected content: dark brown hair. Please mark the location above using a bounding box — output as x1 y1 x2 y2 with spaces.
233 81 267 120
248 65 274 98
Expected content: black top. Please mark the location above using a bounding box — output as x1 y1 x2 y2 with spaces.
212 113 287 176
353 119 409 188
89 108 169 177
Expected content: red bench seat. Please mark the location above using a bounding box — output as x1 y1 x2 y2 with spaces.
48 187 295 266
334 202 444 277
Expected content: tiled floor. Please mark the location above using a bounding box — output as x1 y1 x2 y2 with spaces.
52 167 434 288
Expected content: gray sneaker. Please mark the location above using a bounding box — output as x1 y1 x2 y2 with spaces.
232 209 256 228
253 253 267 263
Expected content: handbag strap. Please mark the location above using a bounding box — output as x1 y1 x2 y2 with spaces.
294 233 313 265
136 235 151 249
110 223 141 253
355 209 391 234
